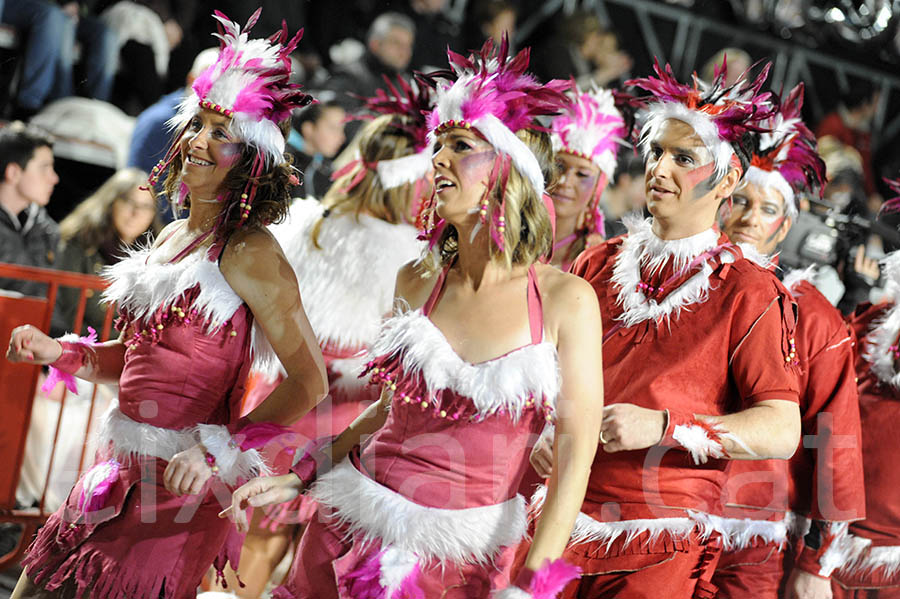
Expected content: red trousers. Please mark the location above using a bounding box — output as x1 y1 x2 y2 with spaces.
557 531 722 599
711 543 786 599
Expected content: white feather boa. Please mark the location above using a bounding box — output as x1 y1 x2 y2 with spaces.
309 459 527 564
862 301 900 389
101 244 278 372
96 403 268 486
262 199 423 379
369 309 561 421
611 215 727 328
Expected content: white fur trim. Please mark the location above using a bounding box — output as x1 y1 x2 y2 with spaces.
309 459 527 564
736 242 776 271
329 354 370 395
261 199 423 380
672 424 727 465
862 301 900 388
493 587 532 599
195 423 270 486
97 402 194 462
881 250 900 301
640 102 735 183
97 407 269 485
101 245 242 334
611 215 725 328
745 166 796 220
379 546 419 596
839 543 900 579
707 513 791 551
376 149 433 190
370 310 560 420
783 266 818 294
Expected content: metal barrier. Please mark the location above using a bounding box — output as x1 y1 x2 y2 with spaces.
0 262 115 570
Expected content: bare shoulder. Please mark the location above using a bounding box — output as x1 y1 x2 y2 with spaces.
220 227 294 298
150 219 185 249
395 259 440 310
534 263 602 341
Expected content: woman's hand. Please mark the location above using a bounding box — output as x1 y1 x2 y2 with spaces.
530 425 554 478
7 325 62 364
219 474 303 532
163 444 214 496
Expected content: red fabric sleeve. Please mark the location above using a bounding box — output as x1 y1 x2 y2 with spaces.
728 272 801 407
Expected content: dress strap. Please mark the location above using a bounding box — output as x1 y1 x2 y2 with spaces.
168 228 215 264
527 264 544 344
422 265 451 317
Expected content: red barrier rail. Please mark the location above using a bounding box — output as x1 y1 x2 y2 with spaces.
0 262 115 570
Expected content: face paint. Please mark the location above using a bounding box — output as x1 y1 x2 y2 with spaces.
458 149 496 187
684 162 717 198
219 143 243 168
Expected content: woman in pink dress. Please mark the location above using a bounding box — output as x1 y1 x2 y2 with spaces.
216 77 432 597
225 38 605 599
5 10 327 599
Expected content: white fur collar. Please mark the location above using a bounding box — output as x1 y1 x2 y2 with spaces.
102 244 278 372
736 243 776 271
269 198 423 351
862 301 900 388
611 215 729 327
782 266 818 295
370 309 561 420
309 459 527 564
102 245 242 332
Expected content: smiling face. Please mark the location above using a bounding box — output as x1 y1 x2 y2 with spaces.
432 127 497 226
180 108 243 199
720 181 791 255
552 152 602 222
644 118 739 234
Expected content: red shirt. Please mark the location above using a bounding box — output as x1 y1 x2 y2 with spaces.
571 233 800 522
722 279 865 523
848 302 900 545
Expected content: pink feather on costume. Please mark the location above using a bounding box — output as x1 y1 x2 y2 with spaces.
357 75 434 152
41 327 98 395
77 459 119 513
529 558 582 599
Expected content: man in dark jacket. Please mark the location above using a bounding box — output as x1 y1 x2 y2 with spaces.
0 124 60 297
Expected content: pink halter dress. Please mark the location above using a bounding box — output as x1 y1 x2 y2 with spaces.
273 264 561 599
22 230 267 599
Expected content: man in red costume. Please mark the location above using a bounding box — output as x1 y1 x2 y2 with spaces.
715 84 866 599
834 181 900 597
538 60 803 599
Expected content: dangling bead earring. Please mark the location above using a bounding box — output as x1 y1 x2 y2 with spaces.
240 193 250 220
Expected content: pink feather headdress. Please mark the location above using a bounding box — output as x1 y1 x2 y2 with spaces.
417 37 569 250
421 37 570 197
880 176 900 214
745 83 826 220
337 75 435 192
627 57 776 182
551 85 629 179
147 9 313 229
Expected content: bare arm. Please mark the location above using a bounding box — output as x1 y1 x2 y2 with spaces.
221 228 328 425
524 275 604 568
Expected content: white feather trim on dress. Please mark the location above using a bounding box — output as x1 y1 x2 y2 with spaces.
861 301 900 388
611 215 726 328
262 199 423 380
369 309 561 420
309 459 527 564
98 402 268 486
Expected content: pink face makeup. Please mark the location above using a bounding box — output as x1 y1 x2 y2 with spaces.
457 149 496 187
684 161 716 195
218 143 243 168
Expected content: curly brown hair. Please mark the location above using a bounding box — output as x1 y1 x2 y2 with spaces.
160 119 295 239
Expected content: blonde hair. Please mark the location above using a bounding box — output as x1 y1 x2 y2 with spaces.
426 127 554 272
60 168 162 250
311 114 420 248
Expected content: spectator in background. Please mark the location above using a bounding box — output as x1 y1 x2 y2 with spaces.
51 168 161 336
816 81 881 208
98 0 199 114
531 10 633 88
0 124 59 297
398 0 459 69
1 0 67 120
700 47 752 87
287 100 347 200
55 1 117 103
463 0 516 50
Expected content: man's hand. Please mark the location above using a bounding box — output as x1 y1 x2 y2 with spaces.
601 404 666 453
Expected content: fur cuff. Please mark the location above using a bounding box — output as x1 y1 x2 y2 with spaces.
195 424 270 486
495 559 581 598
42 328 98 394
662 410 728 464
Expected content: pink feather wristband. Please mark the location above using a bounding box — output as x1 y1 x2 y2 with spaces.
495 559 581 598
41 327 98 394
